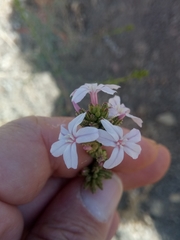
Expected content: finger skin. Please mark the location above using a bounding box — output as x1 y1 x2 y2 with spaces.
0 201 23 239
0 116 171 240
117 144 171 190
18 177 67 227
26 178 117 240
106 211 120 240
114 138 159 173
0 116 171 205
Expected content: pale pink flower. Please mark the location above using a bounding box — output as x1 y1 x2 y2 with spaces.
97 119 141 169
50 113 99 169
108 95 143 127
70 83 120 105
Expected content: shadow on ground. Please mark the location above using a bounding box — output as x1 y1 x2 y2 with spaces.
10 0 180 239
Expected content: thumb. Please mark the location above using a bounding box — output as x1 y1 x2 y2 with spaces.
27 174 123 240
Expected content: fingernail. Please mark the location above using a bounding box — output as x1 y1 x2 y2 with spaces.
80 174 123 222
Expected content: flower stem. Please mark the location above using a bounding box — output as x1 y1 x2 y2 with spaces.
81 161 112 193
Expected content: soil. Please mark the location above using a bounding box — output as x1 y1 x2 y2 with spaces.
1 0 180 239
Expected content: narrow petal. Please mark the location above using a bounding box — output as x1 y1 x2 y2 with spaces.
50 140 69 157
58 125 69 139
85 83 97 90
123 142 142 159
123 128 141 143
122 104 130 114
71 86 89 103
108 108 119 118
70 143 78 169
94 83 102 91
112 125 123 139
126 113 143 127
63 143 78 169
103 147 124 169
105 84 120 90
101 86 117 95
108 95 121 106
97 129 116 147
76 127 99 143
101 119 119 141
72 101 81 112
68 113 86 135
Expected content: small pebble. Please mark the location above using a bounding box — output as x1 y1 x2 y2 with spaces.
156 112 177 126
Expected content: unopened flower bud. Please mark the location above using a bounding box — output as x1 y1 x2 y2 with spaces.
83 145 92 151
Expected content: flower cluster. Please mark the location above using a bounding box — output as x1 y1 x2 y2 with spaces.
51 83 142 192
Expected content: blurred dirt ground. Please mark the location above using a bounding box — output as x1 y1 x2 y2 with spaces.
1 0 180 239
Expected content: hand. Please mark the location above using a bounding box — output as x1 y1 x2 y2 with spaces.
0 116 170 240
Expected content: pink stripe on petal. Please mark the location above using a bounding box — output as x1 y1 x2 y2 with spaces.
112 125 123 139
101 119 119 141
103 147 124 169
123 142 141 159
98 129 116 147
68 113 86 135
124 129 141 142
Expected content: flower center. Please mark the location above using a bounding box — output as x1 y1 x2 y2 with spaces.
117 139 123 146
65 134 75 143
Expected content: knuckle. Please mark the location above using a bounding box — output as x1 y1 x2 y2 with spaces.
28 218 102 240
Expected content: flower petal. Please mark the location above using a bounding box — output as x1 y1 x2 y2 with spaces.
101 119 119 141
70 143 78 169
105 84 120 90
71 86 89 103
112 125 123 139
50 140 69 157
101 86 118 95
123 142 141 159
76 127 99 143
59 125 69 139
103 146 124 169
108 95 121 106
108 108 118 118
123 128 141 143
72 101 81 112
63 143 78 169
126 113 143 127
68 113 86 135
97 129 116 147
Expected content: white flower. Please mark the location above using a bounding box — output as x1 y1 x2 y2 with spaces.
50 113 99 169
70 83 120 105
108 95 143 127
97 119 141 169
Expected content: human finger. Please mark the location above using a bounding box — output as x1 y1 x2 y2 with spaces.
0 116 170 206
113 137 159 173
26 174 122 240
117 144 171 190
106 211 120 240
0 201 23 239
0 116 91 205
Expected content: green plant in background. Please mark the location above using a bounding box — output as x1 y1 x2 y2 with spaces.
13 0 148 116
107 24 134 37
106 69 149 84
